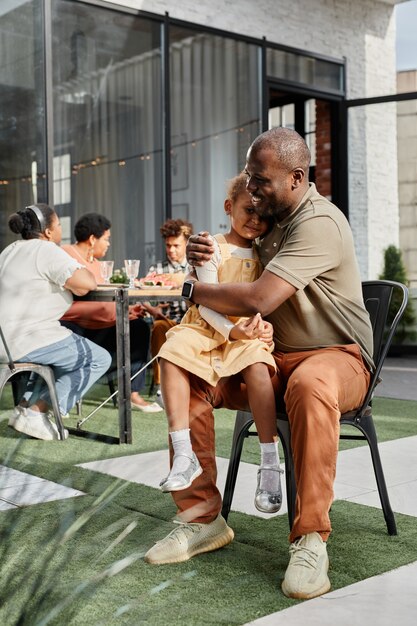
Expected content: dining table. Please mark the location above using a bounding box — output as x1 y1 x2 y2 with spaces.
71 284 182 444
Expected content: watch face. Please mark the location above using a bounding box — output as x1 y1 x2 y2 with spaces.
182 281 193 298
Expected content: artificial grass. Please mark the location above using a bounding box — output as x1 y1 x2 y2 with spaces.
1 385 417 487
1 386 417 624
1 484 417 625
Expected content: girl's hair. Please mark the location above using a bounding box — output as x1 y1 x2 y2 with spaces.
74 213 112 242
8 204 55 240
226 172 248 202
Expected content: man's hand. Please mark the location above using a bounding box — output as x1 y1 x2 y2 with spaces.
140 301 170 320
186 231 215 266
129 304 146 320
229 313 265 341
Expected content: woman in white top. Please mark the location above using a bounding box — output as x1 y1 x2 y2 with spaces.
0 204 111 440
157 174 283 513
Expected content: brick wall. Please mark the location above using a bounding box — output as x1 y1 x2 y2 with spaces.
315 100 332 200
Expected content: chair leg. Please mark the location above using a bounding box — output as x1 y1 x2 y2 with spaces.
277 417 296 530
107 376 117 407
40 367 66 441
357 414 397 535
221 411 254 521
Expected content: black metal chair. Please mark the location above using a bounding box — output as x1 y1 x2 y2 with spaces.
221 280 409 536
0 325 67 440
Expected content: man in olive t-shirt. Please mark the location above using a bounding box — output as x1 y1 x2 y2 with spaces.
144 128 373 602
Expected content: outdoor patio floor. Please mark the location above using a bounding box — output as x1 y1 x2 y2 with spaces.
1 356 416 624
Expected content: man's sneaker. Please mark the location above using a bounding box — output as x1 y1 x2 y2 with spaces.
160 452 203 492
281 532 331 599
144 513 234 564
11 408 68 441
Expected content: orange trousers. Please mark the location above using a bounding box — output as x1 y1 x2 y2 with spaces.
171 343 370 543
151 318 177 384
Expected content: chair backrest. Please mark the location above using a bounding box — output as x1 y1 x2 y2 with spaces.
360 280 409 413
0 324 16 371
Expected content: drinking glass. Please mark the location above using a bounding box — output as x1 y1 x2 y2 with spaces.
98 260 114 284
124 259 140 288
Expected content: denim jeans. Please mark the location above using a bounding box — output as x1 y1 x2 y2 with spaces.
17 333 111 415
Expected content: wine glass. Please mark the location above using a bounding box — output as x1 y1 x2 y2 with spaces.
124 259 140 288
98 260 114 284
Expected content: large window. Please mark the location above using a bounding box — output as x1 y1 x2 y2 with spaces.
0 0 47 249
169 27 261 234
0 0 347 268
51 0 163 268
267 47 344 95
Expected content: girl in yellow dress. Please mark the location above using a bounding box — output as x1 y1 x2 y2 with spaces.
158 173 283 513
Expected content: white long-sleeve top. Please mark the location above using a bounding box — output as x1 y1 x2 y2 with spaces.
196 237 255 339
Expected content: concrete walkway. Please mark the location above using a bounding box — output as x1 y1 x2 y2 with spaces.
1 357 416 624
78 357 417 626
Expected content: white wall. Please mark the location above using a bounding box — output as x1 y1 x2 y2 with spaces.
99 0 400 279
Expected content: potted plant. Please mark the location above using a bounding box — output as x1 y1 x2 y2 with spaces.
379 245 417 349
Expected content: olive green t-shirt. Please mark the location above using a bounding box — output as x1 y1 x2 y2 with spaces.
256 183 374 370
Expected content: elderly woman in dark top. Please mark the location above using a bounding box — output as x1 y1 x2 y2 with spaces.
61 212 162 412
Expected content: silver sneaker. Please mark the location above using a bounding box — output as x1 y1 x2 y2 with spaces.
160 452 203 492
145 513 234 564
254 465 284 513
155 389 164 409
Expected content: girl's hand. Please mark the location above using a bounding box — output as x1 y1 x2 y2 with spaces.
229 313 263 341
258 320 274 347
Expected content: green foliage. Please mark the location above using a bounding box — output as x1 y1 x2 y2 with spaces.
379 245 417 344
109 269 128 284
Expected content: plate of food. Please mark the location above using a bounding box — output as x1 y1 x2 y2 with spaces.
137 282 174 291
137 272 180 290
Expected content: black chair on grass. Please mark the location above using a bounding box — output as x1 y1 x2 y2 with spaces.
0 325 66 441
221 280 409 536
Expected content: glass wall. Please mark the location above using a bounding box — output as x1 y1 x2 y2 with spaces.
0 0 47 249
51 0 163 268
169 26 261 235
267 47 344 95
0 0 346 267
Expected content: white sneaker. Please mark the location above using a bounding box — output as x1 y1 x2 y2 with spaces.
281 532 331 599
131 401 163 413
144 513 234 564
7 406 25 428
11 408 68 441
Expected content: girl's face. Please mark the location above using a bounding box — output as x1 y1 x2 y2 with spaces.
92 229 111 259
225 191 269 247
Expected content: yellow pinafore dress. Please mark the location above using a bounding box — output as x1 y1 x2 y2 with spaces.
158 234 276 387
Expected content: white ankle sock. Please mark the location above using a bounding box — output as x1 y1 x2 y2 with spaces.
259 441 281 492
170 428 193 473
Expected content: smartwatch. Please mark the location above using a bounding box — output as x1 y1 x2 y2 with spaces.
181 279 195 302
